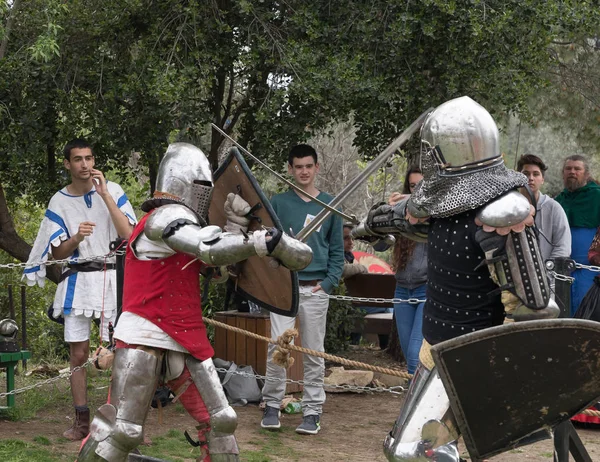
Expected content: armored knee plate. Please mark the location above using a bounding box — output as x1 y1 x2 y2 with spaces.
384 364 460 462
187 356 239 461
77 348 162 462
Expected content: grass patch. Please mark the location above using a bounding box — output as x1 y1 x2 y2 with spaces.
0 365 111 421
241 451 273 462
0 439 69 461
32 435 51 445
239 428 300 461
137 428 201 462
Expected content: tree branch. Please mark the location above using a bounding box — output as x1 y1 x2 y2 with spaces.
221 64 235 127
0 0 21 59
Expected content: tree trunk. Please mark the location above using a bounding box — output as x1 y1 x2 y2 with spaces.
386 311 406 363
0 0 21 59
0 183 60 284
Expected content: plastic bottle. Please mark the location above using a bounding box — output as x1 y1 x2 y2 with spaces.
283 401 302 414
248 301 262 315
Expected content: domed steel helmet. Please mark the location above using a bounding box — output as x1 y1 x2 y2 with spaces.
421 96 502 175
410 96 527 218
154 142 214 219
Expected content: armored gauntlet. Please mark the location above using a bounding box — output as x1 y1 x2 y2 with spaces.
352 199 428 243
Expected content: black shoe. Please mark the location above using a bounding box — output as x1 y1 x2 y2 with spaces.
261 406 281 430
295 414 321 435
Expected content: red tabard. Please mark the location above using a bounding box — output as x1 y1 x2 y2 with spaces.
122 212 214 360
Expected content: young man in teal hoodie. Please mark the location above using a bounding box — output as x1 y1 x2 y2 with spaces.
261 144 344 435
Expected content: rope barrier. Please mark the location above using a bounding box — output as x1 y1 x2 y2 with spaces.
203 317 411 380
580 408 600 418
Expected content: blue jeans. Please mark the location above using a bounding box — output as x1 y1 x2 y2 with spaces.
394 284 426 374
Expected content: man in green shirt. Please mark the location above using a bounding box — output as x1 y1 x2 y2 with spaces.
555 154 600 314
261 144 344 435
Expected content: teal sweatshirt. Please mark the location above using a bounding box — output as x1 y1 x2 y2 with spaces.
271 189 344 294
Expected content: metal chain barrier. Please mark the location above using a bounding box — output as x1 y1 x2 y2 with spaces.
0 253 422 305
307 292 425 305
549 263 600 285
549 271 575 283
574 263 600 272
0 250 126 270
0 357 95 398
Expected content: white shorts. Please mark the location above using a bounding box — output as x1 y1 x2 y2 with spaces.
64 311 117 343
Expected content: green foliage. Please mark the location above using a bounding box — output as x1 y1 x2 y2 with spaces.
0 373 68 421
138 428 200 462
32 436 50 446
0 440 61 461
201 277 229 342
325 282 364 354
529 37 600 156
0 199 67 361
2 0 598 209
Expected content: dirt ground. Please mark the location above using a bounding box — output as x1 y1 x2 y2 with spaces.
1 346 600 461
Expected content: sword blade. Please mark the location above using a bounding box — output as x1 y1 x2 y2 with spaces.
211 124 356 223
295 108 432 242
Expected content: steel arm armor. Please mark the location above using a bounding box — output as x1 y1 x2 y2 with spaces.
475 194 559 321
144 204 312 271
352 199 428 243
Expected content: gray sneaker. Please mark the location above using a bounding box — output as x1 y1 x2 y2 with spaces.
295 414 321 435
261 406 281 430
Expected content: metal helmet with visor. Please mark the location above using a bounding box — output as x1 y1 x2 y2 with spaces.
154 142 214 219
421 96 502 175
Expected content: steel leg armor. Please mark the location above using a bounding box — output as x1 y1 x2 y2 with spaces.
384 363 461 462
187 357 239 462
78 348 162 461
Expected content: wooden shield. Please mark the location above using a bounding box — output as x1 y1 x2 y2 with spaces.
208 147 298 317
431 319 600 460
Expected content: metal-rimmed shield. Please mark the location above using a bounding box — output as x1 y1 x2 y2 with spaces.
208 147 298 317
430 319 600 461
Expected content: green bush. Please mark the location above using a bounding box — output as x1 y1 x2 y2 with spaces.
325 282 364 354
0 199 68 362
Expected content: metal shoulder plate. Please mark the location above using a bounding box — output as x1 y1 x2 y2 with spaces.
144 204 201 241
476 226 550 309
476 191 531 229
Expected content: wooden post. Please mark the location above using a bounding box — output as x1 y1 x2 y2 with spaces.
553 257 575 318
20 286 27 369
7 285 15 319
5 358 15 408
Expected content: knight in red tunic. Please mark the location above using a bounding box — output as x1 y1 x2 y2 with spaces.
78 143 313 462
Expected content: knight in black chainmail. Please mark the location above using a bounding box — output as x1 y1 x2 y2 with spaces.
352 96 559 461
